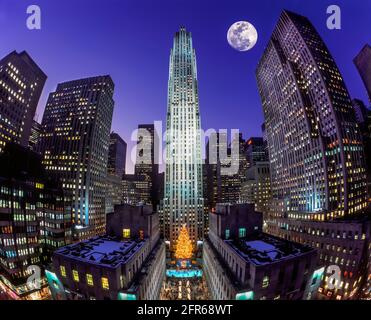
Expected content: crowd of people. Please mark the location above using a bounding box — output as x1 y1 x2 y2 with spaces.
160 274 209 300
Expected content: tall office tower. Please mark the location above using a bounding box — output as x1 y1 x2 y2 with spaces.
38 76 114 240
245 137 268 166
351 99 371 200
230 132 249 189
261 123 269 160
206 131 246 207
352 99 369 126
206 132 226 211
106 132 127 214
240 137 271 218
220 162 242 204
122 173 145 205
108 132 127 177
0 143 71 300
163 28 204 249
219 133 248 205
240 161 271 214
256 11 369 300
354 44 371 102
29 120 43 151
135 124 159 208
0 51 46 152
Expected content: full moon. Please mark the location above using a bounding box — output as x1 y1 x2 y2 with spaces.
227 21 258 51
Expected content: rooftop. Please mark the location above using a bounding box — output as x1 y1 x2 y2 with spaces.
224 233 314 266
54 236 147 268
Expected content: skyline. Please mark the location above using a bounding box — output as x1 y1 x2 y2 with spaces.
0 0 370 175
0 1 370 302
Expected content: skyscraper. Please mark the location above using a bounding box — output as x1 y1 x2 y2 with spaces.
240 137 271 214
245 137 268 166
135 124 159 208
354 44 371 102
205 132 227 211
29 120 43 152
205 131 246 208
108 132 127 177
38 76 114 240
256 10 368 299
0 51 46 152
106 132 127 214
223 133 249 204
257 10 367 220
0 143 71 300
163 28 204 249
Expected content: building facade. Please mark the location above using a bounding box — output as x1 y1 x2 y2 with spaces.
354 44 371 102
108 131 127 177
106 132 126 214
203 204 318 300
163 28 204 248
245 137 268 166
49 205 165 300
222 133 249 204
135 124 159 208
240 161 271 214
28 120 43 152
38 76 115 240
256 10 369 300
0 143 71 300
205 131 246 209
0 51 46 152
351 99 371 199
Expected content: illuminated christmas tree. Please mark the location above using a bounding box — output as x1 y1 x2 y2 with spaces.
175 225 193 260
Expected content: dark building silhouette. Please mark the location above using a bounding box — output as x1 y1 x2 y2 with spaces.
0 143 71 300
245 137 268 166
205 132 248 209
106 132 126 214
29 120 43 152
354 44 371 102
135 124 159 209
0 51 46 152
108 132 127 177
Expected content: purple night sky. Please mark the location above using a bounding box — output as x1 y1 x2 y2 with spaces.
0 0 370 173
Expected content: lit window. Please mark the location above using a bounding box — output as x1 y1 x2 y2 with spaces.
35 183 44 189
262 276 270 288
60 265 66 277
225 229 230 239
239 228 246 238
86 274 94 286
72 270 79 282
101 277 109 290
123 229 130 238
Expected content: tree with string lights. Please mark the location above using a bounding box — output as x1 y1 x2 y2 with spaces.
175 225 193 260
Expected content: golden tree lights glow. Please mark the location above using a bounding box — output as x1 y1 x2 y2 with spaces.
175 225 193 260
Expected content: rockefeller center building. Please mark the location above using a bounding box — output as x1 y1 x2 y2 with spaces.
48 204 165 300
203 204 318 300
256 10 369 299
